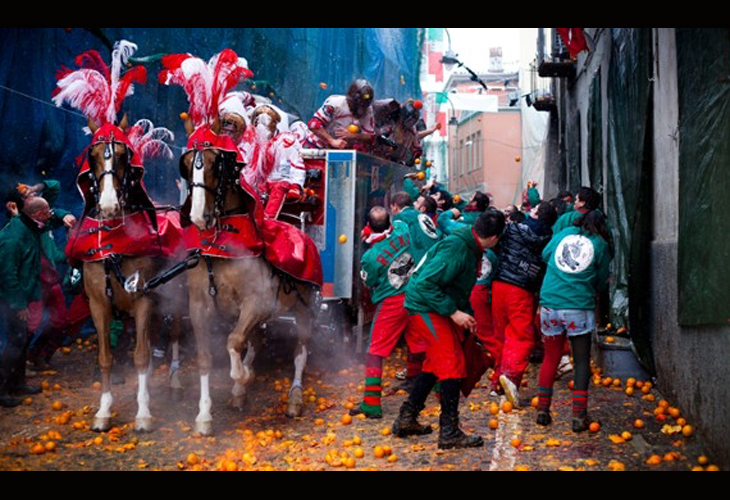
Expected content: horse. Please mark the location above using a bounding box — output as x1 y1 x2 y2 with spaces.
78 117 185 433
180 120 319 437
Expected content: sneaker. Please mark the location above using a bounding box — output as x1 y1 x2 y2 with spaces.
536 411 553 427
499 375 520 408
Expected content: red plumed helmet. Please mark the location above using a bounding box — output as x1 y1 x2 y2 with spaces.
53 40 147 127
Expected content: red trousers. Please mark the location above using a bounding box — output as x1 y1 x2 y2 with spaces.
410 312 466 381
368 294 426 358
492 281 535 387
470 285 501 362
264 181 291 219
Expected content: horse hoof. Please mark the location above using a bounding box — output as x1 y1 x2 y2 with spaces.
135 418 154 433
93 418 112 433
195 421 214 437
231 394 247 411
286 387 304 418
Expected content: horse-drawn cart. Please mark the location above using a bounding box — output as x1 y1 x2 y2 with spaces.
296 150 414 352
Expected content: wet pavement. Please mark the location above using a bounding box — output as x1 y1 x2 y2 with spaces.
0 336 722 471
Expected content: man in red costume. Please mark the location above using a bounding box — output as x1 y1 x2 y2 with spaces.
242 105 306 220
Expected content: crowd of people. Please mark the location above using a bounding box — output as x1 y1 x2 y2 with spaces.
352 181 613 449
0 75 613 455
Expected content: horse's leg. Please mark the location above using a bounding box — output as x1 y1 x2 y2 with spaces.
228 304 268 411
133 297 154 433
88 290 114 433
169 315 184 401
287 291 314 418
189 276 215 436
232 330 262 411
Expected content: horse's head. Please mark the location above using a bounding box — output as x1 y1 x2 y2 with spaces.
180 120 244 231
87 116 138 220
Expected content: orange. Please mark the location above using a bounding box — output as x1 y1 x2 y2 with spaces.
501 401 513 414
387 454 398 463
511 438 522 448
44 441 57 453
488 419 499 430
489 403 500 416
621 431 633 441
417 172 426 181
646 455 662 466
625 387 635 397
344 457 356 469
348 124 360 134
682 425 694 438
338 235 348 245
373 446 385 459
698 456 709 466
634 419 645 429
31 443 46 455
353 448 365 459
51 401 64 411
340 414 353 426
381 427 391 437
668 407 681 419
531 397 539 409
589 422 601 433
187 453 200 466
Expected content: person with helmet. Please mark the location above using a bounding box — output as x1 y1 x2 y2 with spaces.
305 79 376 151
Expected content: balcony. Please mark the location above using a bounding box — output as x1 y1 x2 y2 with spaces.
537 28 576 79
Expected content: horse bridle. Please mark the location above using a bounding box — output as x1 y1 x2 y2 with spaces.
88 133 134 211
182 146 243 223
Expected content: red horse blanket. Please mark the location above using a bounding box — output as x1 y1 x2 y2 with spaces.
66 210 186 265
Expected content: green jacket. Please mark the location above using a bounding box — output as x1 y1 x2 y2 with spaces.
360 222 414 304
0 215 44 310
393 207 441 265
476 249 499 287
405 227 485 317
540 227 612 311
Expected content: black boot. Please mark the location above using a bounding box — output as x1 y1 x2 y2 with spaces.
438 379 484 450
392 372 437 438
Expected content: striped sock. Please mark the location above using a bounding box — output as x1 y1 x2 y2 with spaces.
573 389 589 417
537 386 553 412
360 355 383 416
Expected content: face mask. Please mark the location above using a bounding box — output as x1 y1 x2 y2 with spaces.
255 114 274 142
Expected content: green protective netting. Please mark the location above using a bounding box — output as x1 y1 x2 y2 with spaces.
606 28 654 372
587 72 603 194
677 28 730 326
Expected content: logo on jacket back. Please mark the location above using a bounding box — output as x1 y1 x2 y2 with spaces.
417 214 439 240
555 234 595 274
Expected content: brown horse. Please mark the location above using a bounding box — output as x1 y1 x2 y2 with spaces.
180 121 318 436
81 117 184 433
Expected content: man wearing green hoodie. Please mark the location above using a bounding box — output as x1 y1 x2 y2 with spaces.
0 197 51 407
393 210 505 450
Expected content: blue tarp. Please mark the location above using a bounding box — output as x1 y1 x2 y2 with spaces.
0 28 423 214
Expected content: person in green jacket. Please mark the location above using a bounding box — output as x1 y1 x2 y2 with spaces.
0 197 51 407
390 192 441 266
536 210 612 433
351 207 427 419
393 210 505 450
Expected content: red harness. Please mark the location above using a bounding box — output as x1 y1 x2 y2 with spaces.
183 214 264 259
